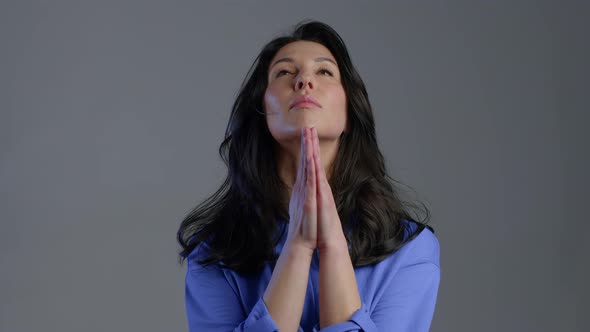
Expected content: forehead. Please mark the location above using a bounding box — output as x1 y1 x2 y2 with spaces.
270 41 336 65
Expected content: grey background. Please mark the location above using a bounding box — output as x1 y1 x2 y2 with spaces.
1 1 587 331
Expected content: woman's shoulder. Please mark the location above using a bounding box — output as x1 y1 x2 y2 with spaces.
353 219 439 284
186 239 215 272
399 219 440 268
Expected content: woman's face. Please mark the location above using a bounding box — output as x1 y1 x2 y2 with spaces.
264 41 347 143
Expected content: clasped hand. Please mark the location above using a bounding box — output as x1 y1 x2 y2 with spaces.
287 127 346 254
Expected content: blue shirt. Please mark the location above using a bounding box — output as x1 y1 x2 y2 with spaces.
185 219 440 331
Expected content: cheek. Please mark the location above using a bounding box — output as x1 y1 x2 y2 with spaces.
264 87 284 112
263 91 284 136
330 88 347 117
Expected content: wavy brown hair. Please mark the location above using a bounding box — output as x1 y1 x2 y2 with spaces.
177 20 432 274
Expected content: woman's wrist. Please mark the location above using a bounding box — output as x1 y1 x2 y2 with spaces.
318 229 349 256
283 239 316 260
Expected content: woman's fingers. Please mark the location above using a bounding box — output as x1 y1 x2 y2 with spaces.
307 128 317 202
312 127 325 200
313 127 335 202
294 127 305 193
287 127 319 249
289 128 306 227
312 127 326 186
302 128 317 240
312 127 320 185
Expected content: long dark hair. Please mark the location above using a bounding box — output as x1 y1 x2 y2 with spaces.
177 20 431 274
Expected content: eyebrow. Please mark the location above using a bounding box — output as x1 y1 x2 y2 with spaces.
269 57 338 70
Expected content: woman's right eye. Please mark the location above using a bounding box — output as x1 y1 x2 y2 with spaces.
275 69 291 77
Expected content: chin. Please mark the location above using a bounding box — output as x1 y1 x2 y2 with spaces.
286 121 316 131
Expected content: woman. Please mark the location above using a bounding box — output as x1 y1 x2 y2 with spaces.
177 20 440 332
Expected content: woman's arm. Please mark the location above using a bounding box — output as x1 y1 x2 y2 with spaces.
370 258 440 331
309 127 362 327
264 127 318 332
312 228 441 332
318 237 362 328
263 244 313 332
185 252 279 332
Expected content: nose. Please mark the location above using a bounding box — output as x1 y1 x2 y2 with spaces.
294 72 314 91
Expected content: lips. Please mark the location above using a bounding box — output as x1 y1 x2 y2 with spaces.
289 96 321 109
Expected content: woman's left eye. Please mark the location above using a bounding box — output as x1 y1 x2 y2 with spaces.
318 68 333 76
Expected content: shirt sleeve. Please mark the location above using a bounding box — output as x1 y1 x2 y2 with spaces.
312 229 441 332
185 251 280 332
